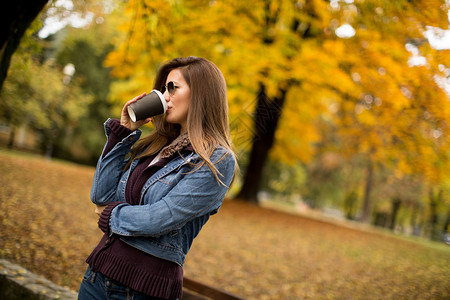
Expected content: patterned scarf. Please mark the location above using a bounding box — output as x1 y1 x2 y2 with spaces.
159 132 190 159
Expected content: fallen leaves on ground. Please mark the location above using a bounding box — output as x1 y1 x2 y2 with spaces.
0 149 449 299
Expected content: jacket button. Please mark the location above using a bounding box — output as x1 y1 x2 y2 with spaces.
106 238 110 244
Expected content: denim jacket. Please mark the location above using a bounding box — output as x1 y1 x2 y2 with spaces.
90 119 236 266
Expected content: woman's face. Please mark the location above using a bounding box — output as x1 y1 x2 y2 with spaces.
163 69 191 133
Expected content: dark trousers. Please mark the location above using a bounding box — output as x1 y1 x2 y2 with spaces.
78 266 176 300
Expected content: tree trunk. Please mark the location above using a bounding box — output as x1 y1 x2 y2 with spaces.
0 0 48 90
444 208 450 234
360 161 374 223
344 191 358 220
410 204 422 236
389 197 401 230
235 83 286 204
428 188 442 241
7 126 15 149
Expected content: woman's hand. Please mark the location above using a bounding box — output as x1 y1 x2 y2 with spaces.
120 93 153 131
95 204 106 217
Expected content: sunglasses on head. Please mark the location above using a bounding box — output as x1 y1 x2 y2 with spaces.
160 81 178 95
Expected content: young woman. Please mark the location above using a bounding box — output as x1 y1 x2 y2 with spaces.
78 57 237 300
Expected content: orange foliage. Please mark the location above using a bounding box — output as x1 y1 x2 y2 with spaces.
102 0 450 188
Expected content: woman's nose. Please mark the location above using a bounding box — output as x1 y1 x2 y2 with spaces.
164 91 170 102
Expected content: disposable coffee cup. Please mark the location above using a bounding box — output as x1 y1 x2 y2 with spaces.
127 90 167 122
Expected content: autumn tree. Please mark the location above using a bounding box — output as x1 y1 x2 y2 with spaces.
0 36 93 157
0 0 48 90
55 20 117 163
0 0 108 89
104 0 450 222
0 0 112 162
104 0 338 204
322 0 450 222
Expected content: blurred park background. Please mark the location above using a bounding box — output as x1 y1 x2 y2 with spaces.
1 0 450 298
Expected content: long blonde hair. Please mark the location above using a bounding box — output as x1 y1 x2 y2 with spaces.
127 57 236 184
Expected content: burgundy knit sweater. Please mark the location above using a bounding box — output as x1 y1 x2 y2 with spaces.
86 119 191 299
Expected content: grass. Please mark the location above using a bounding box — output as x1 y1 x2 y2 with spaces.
0 148 449 299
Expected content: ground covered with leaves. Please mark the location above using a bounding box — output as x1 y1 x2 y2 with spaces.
0 149 449 299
